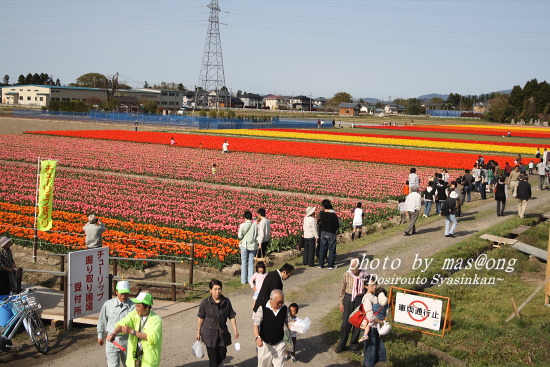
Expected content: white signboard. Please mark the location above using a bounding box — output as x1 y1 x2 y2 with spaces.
67 247 109 322
394 292 443 331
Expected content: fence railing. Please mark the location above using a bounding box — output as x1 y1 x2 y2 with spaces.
15 249 198 330
13 109 328 129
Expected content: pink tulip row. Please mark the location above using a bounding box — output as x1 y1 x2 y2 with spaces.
1 134 460 201
0 162 394 241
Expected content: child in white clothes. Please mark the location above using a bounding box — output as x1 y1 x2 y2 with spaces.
397 199 407 224
359 287 388 342
286 303 299 362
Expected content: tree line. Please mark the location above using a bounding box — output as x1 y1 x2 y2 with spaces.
1 73 61 86
486 79 550 123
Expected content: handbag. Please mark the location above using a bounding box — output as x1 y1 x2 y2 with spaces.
378 321 392 336
348 304 366 328
254 247 267 267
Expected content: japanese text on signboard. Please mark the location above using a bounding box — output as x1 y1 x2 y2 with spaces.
67 247 108 320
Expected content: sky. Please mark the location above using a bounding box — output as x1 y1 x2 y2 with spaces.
2 0 550 100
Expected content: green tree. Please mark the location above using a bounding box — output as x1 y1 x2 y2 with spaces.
405 98 421 115
486 93 510 122
118 82 132 90
534 81 550 116
2 75 8 86
55 78 61 86
327 92 352 109
508 85 523 116
177 83 185 91
142 101 157 114
100 98 119 111
31 73 41 84
71 72 108 88
25 73 33 84
17 75 25 85
429 97 444 105
143 81 150 88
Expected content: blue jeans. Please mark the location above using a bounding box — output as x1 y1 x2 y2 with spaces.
240 248 255 284
424 201 433 216
318 231 336 268
445 214 457 235
435 200 442 215
363 326 386 367
463 185 472 202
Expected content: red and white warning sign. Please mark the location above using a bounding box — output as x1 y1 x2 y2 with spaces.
394 292 443 331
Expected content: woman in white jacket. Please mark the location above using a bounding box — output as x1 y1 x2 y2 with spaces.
302 206 319 267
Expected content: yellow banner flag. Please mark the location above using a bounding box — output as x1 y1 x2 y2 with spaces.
37 160 57 231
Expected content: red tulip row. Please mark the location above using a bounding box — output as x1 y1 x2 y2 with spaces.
28 130 515 169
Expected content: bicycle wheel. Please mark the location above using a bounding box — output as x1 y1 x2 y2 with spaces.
26 312 49 354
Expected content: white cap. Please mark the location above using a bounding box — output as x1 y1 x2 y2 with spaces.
116 281 131 294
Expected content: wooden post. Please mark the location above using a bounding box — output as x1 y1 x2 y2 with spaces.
60 256 65 292
171 262 176 301
546 225 550 305
112 259 118 295
511 298 520 319
63 275 68 330
109 274 113 299
16 267 22 293
189 243 194 286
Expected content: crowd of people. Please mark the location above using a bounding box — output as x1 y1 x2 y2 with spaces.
400 153 548 238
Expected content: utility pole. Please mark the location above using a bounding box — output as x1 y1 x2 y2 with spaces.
197 0 226 110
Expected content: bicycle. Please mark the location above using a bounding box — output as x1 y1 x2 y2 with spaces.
0 288 49 354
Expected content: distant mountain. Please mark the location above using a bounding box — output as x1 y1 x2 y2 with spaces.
357 97 384 104
358 90 512 104
417 93 449 101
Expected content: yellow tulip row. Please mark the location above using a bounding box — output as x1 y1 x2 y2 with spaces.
200 129 536 155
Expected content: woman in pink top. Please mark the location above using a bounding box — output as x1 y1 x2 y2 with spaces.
249 261 267 301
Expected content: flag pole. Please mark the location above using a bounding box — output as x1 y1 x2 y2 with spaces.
33 157 40 263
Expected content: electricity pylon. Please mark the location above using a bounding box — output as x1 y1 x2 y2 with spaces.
196 0 227 108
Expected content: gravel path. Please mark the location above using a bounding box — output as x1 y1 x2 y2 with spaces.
2 116 548 367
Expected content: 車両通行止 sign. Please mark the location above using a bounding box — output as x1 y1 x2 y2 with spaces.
394 292 443 331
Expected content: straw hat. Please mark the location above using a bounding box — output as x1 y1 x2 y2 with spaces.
0 236 11 248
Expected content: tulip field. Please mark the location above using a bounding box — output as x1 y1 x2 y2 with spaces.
358 124 550 138
1 123 547 268
29 129 523 169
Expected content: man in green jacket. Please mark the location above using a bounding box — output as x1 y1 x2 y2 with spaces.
108 292 162 367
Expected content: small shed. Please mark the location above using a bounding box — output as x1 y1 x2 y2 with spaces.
338 103 361 116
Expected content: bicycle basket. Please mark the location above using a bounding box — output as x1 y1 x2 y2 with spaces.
12 295 42 314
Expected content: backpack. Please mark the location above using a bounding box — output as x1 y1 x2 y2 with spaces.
440 200 450 216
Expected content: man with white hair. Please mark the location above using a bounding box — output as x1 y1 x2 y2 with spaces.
97 281 135 367
404 186 422 236
84 214 106 248
253 289 290 367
